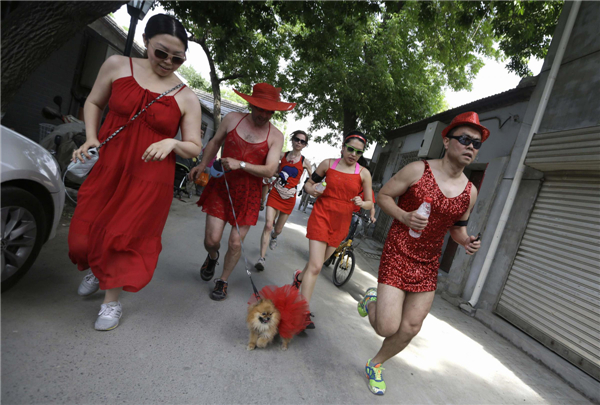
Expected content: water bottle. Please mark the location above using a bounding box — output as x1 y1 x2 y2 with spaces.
409 197 432 238
315 181 327 193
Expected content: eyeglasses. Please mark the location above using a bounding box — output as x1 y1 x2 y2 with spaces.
148 42 186 65
446 135 482 150
292 136 307 145
345 144 364 155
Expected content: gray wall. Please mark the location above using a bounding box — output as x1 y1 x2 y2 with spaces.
2 33 84 142
538 2 600 132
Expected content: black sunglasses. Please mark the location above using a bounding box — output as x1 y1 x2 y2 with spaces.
446 135 482 150
345 144 364 155
292 136 307 145
149 42 186 65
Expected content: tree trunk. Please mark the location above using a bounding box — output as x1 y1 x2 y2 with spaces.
197 39 223 131
342 102 358 136
1 1 126 112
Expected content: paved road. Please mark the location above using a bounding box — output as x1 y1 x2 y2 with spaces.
1 197 591 404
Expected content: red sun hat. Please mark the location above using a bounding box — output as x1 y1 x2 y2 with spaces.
441 111 490 142
233 83 296 112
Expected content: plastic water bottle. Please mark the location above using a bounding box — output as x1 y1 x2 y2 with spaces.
409 197 433 238
315 181 327 193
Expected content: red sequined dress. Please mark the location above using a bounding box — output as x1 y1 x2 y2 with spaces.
197 114 270 226
378 160 472 292
68 58 185 292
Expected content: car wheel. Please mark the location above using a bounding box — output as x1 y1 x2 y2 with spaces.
1 186 48 291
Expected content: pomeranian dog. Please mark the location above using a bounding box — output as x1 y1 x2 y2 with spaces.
246 298 291 351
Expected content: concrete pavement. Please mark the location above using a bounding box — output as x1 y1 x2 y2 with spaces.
1 197 592 404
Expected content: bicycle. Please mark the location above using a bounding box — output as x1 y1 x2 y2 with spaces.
324 211 372 287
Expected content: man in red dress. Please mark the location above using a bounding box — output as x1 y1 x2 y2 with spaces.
190 83 295 300
357 112 485 395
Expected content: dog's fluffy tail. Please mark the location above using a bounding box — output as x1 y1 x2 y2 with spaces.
248 285 310 338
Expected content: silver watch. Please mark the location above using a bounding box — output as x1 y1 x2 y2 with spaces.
240 161 246 169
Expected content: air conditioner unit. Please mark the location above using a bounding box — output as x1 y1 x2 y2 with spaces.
418 121 445 159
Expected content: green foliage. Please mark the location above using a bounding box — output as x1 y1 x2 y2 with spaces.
178 65 211 92
161 0 562 144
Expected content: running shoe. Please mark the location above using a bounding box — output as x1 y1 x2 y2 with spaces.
292 269 303 289
305 312 315 330
269 230 278 250
210 279 228 301
357 287 377 317
78 270 99 296
200 251 219 281
365 358 386 395
255 257 266 271
95 301 122 331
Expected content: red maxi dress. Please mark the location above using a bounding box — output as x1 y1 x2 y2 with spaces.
267 152 305 215
68 59 186 292
197 114 270 226
378 160 472 292
306 159 363 247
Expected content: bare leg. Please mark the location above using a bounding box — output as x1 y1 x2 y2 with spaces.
367 283 405 334
259 206 278 258
219 224 251 282
260 184 268 208
103 287 123 304
204 214 227 260
273 212 290 236
371 290 435 365
299 240 336 304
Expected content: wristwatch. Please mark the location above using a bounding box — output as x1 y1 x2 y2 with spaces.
240 161 246 169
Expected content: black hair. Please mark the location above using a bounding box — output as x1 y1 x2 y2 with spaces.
145 14 188 51
291 130 309 142
357 156 368 167
343 130 368 146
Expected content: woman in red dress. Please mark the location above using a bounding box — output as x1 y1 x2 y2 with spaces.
69 14 202 331
292 131 374 329
254 130 313 271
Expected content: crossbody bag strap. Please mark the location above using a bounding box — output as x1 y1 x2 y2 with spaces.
98 82 185 149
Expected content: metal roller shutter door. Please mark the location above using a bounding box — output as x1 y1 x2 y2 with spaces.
496 171 600 380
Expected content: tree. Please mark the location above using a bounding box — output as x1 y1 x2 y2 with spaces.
160 1 287 130
177 65 211 92
1 1 127 111
277 1 562 144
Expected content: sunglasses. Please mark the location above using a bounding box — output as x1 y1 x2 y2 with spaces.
292 136 307 145
345 144 364 155
148 42 186 65
446 135 482 150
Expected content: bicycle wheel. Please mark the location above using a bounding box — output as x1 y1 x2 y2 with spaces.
332 249 355 287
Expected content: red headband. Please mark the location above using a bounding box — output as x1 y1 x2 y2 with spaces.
345 134 367 144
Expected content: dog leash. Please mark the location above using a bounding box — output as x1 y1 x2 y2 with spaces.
218 163 261 301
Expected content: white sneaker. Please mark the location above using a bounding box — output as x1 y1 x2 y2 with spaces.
269 231 278 250
255 257 265 271
78 270 99 296
94 301 122 331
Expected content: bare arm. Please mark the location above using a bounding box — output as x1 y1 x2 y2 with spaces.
304 159 330 197
73 55 123 162
352 169 374 210
189 113 236 180
378 161 427 229
450 186 481 255
303 158 313 177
